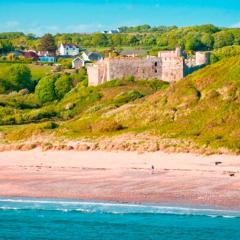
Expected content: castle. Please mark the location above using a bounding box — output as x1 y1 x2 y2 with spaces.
87 48 210 86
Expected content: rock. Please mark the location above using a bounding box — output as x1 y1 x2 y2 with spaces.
65 102 76 110
42 144 53 151
20 144 35 151
76 144 90 151
90 143 98 151
64 145 74 151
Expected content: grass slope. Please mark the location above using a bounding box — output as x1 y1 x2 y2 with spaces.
108 56 240 152
0 56 240 152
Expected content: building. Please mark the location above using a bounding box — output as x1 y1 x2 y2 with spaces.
37 50 49 56
58 43 80 56
39 56 56 63
24 51 39 61
72 57 86 69
87 48 210 86
82 51 103 62
102 29 120 34
8 50 24 57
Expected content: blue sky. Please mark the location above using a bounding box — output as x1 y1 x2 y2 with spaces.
0 0 239 35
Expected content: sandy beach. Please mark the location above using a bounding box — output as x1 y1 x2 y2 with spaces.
0 149 239 209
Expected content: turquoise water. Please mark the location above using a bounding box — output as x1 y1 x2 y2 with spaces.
0 198 240 240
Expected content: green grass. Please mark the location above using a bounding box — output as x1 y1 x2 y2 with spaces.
0 63 52 81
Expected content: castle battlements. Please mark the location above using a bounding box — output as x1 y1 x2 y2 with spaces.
87 48 210 86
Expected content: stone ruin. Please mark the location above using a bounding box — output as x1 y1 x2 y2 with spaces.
87 48 210 86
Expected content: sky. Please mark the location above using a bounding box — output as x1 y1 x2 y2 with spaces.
0 0 239 35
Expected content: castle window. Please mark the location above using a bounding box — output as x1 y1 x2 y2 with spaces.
155 69 157 73
155 62 158 67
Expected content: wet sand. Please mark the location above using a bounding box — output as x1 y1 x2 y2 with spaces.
0 149 240 209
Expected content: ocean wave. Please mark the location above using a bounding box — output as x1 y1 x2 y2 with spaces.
0 197 239 218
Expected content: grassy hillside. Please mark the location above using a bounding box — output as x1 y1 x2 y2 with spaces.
0 56 240 153
105 56 240 152
0 63 52 81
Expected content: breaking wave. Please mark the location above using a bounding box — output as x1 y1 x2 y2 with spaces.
0 197 239 218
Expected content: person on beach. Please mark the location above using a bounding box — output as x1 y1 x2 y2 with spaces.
151 165 155 174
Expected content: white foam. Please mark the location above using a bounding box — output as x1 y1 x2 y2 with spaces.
0 197 239 218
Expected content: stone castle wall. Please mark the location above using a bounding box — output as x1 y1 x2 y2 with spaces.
87 48 210 86
106 57 162 81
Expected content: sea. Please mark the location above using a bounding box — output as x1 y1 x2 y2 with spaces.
0 197 240 240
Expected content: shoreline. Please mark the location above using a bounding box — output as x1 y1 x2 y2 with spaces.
0 149 240 210
1 196 240 214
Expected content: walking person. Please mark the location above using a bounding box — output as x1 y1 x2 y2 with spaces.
151 165 155 174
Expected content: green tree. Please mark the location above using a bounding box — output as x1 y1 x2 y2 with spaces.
128 35 139 46
92 33 108 46
0 79 11 94
110 34 122 46
35 75 57 103
0 40 14 54
201 33 214 50
38 34 57 54
55 75 73 99
8 64 33 91
213 31 234 49
184 36 203 51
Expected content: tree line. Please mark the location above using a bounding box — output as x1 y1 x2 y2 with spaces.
0 24 240 54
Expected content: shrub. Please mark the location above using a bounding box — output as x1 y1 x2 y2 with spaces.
146 80 169 90
72 68 88 86
41 121 58 129
113 90 144 106
92 119 124 133
0 79 11 94
35 75 57 103
55 75 73 99
8 64 33 91
126 75 135 82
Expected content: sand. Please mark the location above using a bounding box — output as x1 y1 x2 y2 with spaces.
0 149 239 209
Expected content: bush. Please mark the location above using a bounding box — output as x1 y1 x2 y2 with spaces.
8 64 33 91
92 119 124 133
126 75 135 82
41 121 59 129
55 75 73 99
114 90 144 106
0 79 11 94
146 80 169 90
35 75 57 104
211 46 240 63
57 58 72 69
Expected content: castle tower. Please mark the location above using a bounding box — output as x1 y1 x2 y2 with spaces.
195 52 210 66
175 47 182 57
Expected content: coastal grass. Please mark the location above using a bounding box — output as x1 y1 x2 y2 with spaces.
1 56 240 153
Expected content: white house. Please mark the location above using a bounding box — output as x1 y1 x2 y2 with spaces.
82 51 103 62
58 43 80 56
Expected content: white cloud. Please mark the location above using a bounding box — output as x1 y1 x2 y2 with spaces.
23 24 60 36
230 22 240 28
5 21 20 28
66 23 104 33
